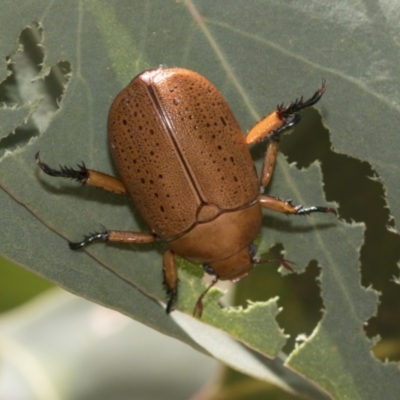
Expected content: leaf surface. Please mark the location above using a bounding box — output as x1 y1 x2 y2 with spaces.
1 1 399 398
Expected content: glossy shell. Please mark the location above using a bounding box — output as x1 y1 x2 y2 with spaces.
108 67 259 239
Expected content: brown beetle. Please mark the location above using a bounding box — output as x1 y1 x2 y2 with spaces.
36 67 335 317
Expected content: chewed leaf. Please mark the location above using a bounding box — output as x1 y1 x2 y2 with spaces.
0 101 41 140
1 1 400 399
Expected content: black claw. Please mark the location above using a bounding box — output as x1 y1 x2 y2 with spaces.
296 206 337 216
294 205 304 213
277 79 327 120
165 287 178 314
68 231 109 250
268 114 302 143
35 151 89 184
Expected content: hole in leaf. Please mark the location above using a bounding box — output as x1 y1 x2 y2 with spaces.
0 22 71 157
280 108 400 361
234 244 323 355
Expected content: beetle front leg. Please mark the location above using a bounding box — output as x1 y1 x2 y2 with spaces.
258 195 336 216
245 80 326 191
35 152 126 194
163 250 178 313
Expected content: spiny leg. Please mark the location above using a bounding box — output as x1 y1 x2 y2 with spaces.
69 229 157 249
258 115 300 190
35 152 126 194
245 80 327 191
258 195 336 216
246 80 326 145
36 152 177 311
163 250 179 313
70 229 177 312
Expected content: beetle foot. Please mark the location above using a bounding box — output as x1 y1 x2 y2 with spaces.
68 230 109 249
192 299 204 319
165 287 178 314
35 151 89 184
277 79 327 120
268 114 301 143
295 205 337 216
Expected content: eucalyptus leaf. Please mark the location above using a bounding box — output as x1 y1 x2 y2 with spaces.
1 1 399 399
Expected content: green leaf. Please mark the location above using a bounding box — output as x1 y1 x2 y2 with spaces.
1 1 399 399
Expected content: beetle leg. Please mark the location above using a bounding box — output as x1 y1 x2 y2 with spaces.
69 229 156 249
253 258 295 272
246 80 326 145
163 250 178 313
245 81 326 190
35 152 127 194
257 115 301 190
258 195 336 216
193 276 218 318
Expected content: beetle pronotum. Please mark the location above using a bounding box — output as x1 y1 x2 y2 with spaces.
36 67 335 317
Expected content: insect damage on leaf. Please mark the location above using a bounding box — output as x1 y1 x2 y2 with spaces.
0 22 71 157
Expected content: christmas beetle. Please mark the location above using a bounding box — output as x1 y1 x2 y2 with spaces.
36 67 335 317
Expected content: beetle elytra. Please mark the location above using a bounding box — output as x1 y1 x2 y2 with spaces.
36 67 335 317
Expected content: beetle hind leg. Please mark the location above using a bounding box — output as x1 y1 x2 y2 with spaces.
69 231 109 249
69 229 157 249
35 152 127 194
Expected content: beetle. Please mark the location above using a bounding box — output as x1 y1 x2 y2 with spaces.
36 67 335 317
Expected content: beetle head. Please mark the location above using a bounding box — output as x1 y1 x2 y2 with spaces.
203 242 257 282
194 244 255 318
196 244 294 317
202 243 294 282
